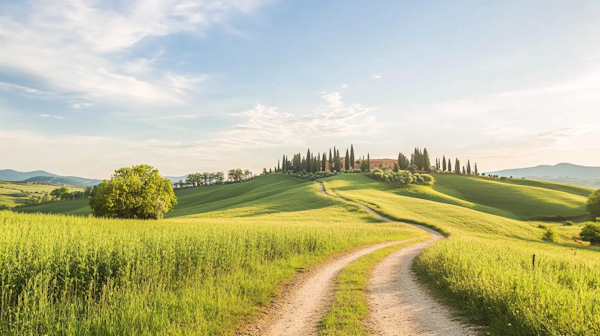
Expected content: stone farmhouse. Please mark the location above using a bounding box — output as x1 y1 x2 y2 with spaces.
336 158 397 170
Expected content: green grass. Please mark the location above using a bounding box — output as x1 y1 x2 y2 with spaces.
500 177 594 198
0 181 83 208
322 173 600 336
0 174 425 335
319 237 428 336
13 198 91 215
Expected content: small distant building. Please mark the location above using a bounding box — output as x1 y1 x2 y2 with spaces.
332 158 396 170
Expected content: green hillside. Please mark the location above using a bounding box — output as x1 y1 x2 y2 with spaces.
0 181 83 208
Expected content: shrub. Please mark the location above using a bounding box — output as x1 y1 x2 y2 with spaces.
365 168 434 187
542 227 560 242
586 190 600 218
564 220 575 226
580 222 600 246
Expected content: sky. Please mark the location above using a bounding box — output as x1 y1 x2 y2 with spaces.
1 0 599 179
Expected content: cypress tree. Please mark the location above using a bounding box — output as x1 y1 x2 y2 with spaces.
423 148 431 172
277 160 280 171
455 159 461 174
467 160 471 175
367 153 370 171
442 155 446 171
448 158 452 172
322 153 327 171
329 149 333 165
350 144 355 168
345 149 350 171
475 163 478 176
462 166 466 175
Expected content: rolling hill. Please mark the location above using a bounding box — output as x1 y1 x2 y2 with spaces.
22 176 101 187
0 169 57 181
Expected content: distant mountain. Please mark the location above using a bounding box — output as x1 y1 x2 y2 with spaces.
486 163 600 180
525 176 600 189
23 176 102 187
0 169 58 181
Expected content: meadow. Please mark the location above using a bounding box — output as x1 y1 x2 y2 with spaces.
0 175 425 335
322 173 599 335
0 181 83 208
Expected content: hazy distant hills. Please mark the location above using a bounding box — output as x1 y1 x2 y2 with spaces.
0 169 100 187
0 169 58 181
486 163 600 189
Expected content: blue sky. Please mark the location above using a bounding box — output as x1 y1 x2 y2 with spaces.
1 0 600 178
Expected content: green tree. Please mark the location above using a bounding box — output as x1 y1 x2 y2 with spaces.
467 160 472 175
322 153 327 171
542 227 560 242
393 162 399 172
345 149 350 171
474 163 478 176
580 221 600 246
89 164 177 220
398 153 409 170
350 144 355 168
423 148 431 172
442 155 446 171
587 190 600 218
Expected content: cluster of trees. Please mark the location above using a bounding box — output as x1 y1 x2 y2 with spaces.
89 164 177 220
50 186 93 200
280 145 359 173
366 168 434 186
436 155 479 176
182 172 225 188
228 169 253 182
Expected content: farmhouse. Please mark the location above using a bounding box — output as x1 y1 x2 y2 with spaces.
337 158 397 170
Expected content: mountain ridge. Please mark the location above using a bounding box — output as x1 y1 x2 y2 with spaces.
486 163 600 180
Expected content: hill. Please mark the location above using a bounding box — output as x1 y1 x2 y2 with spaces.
22 176 101 187
486 162 600 179
0 169 57 181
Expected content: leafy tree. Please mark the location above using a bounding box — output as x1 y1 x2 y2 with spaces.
474 163 478 176
580 221 600 246
393 162 399 172
84 186 93 197
178 180 184 189
89 164 177 220
586 190 600 218
423 148 431 172
407 164 418 173
50 187 69 199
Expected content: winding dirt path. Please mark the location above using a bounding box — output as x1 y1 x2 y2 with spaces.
319 182 477 336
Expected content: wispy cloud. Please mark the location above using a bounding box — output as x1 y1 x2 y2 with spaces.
143 92 378 156
0 0 270 105
39 114 66 119
373 75 382 79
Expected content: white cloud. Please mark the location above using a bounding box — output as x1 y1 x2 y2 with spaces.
373 75 382 79
146 92 377 156
341 84 349 89
39 114 66 119
71 102 93 109
0 0 270 105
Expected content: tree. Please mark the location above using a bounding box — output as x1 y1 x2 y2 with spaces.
393 162 399 172
467 160 472 175
50 187 69 199
581 221 600 246
367 153 370 171
306 149 312 173
542 227 559 242
345 149 350 171
178 180 184 189
474 163 478 176
398 153 409 170
322 153 327 171
89 164 177 220
423 148 431 172
84 186 93 197
442 155 446 171
350 144 355 168
587 190 600 218
448 159 452 172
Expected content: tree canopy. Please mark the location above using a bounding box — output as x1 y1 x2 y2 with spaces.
89 164 177 220
586 190 600 218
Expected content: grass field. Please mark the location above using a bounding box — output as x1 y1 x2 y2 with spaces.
0 174 425 335
322 173 600 336
0 181 83 208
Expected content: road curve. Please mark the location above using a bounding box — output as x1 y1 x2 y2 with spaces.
319 181 477 336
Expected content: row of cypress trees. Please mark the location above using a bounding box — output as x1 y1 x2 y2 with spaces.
436 156 479 175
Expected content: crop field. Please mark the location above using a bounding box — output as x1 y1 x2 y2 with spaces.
322 173 600 335
0 175 425 335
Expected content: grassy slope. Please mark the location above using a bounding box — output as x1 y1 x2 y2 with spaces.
0 174 426 335
323 174 600 335
0 182 83 208
501 177 594 197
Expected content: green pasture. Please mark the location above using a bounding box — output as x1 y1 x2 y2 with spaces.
0 181 83 208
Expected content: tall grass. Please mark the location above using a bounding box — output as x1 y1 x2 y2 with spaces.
0 210 423 335
414 236 600 335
